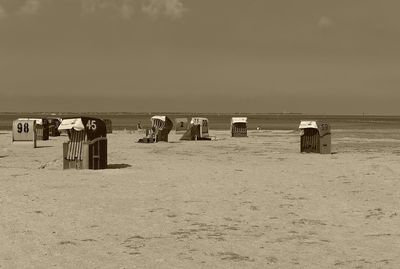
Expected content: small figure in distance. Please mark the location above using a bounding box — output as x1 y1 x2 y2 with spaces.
256 126 261 131
137 121 142 130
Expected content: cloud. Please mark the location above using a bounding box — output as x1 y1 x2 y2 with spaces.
0 4 6 19
317 16 334 30
142 0 186 19
81 0 110 14
17 0 43 16
120 0 135 20
82 0 186 20
81 0 135 20
0 0 186 20
81 0 116 14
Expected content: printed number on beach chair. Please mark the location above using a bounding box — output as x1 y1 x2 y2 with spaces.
12 119 37 148
86 120 97 131
17 123 30 133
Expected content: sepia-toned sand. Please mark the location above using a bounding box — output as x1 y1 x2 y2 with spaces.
1 129 400 268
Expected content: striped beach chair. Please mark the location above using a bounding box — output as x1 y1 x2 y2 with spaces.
59 117 107 169
151 116 173 142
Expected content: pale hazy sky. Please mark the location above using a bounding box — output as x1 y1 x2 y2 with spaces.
1 0 400 114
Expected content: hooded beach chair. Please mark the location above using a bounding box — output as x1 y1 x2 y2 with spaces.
12 119 37 148
299 120 331 154
58 117 107 169
180 117 211 141
231 117 248 137
151 116 173 142
103 119 113 134
48 118 62 137
17 118 49 140
138 116 173 143
174 118 189 134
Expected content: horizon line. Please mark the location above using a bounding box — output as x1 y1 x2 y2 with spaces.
1 111 400 117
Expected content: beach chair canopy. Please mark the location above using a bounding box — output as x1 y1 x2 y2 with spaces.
58 117 106 140
231 117 247 124
299 120 330 137
190 117 208 125
47 117 62 128
151 116 173 132
18 118 45 125
48 117 62 123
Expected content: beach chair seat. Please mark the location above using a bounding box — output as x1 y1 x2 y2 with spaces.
300 128 319 152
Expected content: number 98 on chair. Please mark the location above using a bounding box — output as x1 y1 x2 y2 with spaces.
58 117 107 170
12 119 37 148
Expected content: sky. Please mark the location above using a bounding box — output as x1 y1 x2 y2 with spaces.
0 0 400 114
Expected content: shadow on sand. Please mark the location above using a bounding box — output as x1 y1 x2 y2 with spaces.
107 163 132 169
36 145 54 148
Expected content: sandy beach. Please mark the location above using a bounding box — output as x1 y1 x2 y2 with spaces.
1 129 400 268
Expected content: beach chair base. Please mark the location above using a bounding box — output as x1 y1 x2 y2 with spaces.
138 137 155 143
63 139 107 169
63 142 89 169
232 132 247 137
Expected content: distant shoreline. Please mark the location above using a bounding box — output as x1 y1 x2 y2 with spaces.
1 113 400 131
1 112 400 117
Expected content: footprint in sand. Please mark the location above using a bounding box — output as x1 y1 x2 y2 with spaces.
365 208 385 219
58 240 77 246
121 235 146 253
217 252 254 262
265 256 278 264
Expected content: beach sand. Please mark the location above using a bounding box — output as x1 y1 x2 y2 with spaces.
1 129 399 268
